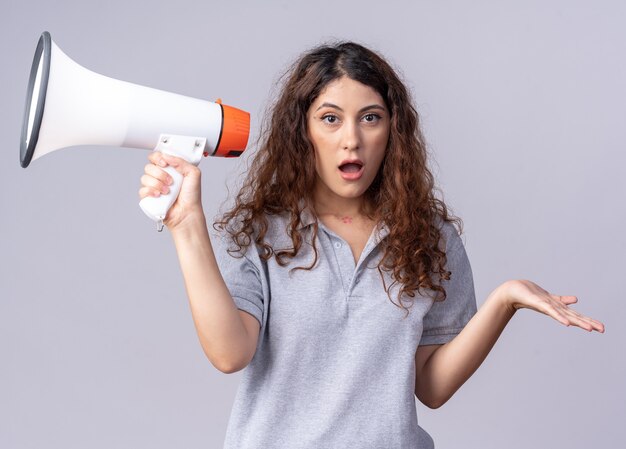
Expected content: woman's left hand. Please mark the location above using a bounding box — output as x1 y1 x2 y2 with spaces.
497 280 605 333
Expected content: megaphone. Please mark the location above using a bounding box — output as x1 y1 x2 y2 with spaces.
20 31 250 227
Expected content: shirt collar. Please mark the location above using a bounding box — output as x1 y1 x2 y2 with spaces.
296 204 317 230
295 201 390 242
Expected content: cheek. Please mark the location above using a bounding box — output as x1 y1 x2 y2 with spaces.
310 134 336 169
311 130 335 151
376 126 391 147
371 129 390 157
314 149 334 177
311 143 328 179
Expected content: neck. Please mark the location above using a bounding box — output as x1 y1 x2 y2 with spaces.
312 185 373 219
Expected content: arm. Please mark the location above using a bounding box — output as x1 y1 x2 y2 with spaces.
170 211 260 374
141 152 260 374
415 279 605 409
415 286 514 408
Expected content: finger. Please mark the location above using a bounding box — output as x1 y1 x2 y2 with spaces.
161 153 188 167
588 317 605 331
144 163 173 186
550 298 601 331
542 304 571 326
140 174 170 194
575 314 605 332
138 186 162 200
553 297 605 331
161 154 201 178
568 314 596 332
570 309 605 331
563 311 592 331
568 311 604 330
148 151 168 167
560 307 603 332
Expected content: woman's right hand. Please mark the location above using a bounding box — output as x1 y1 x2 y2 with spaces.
138 151 204 231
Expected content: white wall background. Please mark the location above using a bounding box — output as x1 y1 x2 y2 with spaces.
1 1 624 448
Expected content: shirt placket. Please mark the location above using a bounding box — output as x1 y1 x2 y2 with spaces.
328 236 359 298
320 224 387 300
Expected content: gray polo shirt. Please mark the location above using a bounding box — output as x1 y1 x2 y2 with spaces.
211 207 477 449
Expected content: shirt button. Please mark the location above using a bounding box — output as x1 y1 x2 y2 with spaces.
334 242 342 249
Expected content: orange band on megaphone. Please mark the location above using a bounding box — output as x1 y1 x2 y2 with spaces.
211 103 250 158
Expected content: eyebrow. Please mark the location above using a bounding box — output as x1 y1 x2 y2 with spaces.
315 102 386 114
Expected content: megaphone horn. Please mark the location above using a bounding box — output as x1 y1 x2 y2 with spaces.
20 31 250 225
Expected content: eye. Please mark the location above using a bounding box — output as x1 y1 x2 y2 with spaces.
321 114 339 125
362 113 381 123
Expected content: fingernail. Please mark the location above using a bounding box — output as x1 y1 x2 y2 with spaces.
167 176 173 185
159 159 167 167
161 185 169 194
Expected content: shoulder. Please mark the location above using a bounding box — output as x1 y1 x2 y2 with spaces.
433 215 464 252
209 210 297 259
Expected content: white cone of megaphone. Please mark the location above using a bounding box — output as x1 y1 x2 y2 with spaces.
20 31 250 225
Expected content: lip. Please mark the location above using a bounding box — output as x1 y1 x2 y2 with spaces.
340 158 364 166
338 163 365 181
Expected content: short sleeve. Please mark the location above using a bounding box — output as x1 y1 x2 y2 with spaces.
419 223 477 346
210 231 265 327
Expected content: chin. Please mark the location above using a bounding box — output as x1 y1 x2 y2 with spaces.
335 187 368 198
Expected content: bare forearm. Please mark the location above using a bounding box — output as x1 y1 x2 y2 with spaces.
170 212 252 372
417 286 515 408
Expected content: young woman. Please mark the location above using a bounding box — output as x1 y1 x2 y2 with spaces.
138 42 605 448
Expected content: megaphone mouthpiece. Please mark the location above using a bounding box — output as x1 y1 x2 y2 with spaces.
211 101 251 158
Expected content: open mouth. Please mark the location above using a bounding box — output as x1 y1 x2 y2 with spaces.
338 161 364 180
338 162 363 173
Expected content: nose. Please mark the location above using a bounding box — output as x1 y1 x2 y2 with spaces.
341 120 361 150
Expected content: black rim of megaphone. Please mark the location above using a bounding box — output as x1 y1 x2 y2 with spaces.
20 31 51 168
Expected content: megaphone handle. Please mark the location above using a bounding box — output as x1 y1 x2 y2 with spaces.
138 134 205 226
138 164 184 223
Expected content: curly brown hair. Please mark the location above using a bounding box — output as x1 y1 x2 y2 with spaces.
213 41 464 317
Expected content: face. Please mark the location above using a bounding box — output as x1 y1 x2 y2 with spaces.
306 76 390 206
